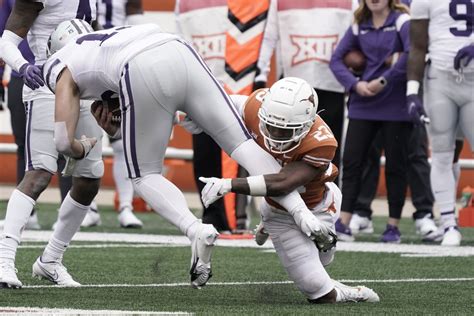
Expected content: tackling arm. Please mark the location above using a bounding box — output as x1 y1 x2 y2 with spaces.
229 161 323 196
0 0 41 72
54 68 96 159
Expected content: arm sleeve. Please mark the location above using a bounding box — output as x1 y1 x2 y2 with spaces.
410 0 430 20
0 30 28 72
255 0 278 82
382 15 410 82
329 26 360 92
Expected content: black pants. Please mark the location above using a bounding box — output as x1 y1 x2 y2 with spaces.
354 125 434 219
314 89 345 179
341 119 412 220
8 76 71 201
192 133 230 231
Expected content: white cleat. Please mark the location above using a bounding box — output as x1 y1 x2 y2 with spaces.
333 280 380 303
254 222 269 246
349 214 374 235
441 226 462 246
118 207 143 228
32 257 81 287
190 223 219 289
25 212 41 230
415 215 442 242
0 260 22 289
81 209 101 227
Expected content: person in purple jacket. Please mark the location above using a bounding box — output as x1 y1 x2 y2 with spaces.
330 0 412 243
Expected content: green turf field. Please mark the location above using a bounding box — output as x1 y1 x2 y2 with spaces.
1 201 473 315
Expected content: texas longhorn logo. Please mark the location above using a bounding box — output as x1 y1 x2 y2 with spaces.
300 94 316 107
290 34 339 66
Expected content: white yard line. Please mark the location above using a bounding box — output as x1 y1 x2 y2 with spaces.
20 230 474 257
20 277 474 289
0 307 191 315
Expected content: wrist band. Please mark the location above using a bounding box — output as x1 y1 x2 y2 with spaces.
247 175 267 196
407 80 420 96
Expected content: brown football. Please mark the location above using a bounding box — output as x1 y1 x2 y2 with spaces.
343 50 366 74
90 98 121 126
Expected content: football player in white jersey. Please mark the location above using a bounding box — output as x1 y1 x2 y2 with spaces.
0 0 101 288
43 23 329 289
96 0 145 229
407 0 474 246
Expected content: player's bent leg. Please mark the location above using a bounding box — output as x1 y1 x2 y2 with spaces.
132 174 219 288
261 202 333 301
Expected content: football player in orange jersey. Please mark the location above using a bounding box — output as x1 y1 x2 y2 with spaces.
196 77 380 304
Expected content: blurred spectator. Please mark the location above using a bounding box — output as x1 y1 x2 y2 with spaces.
94 0 145 228
330 0 412 243
254 0 359 184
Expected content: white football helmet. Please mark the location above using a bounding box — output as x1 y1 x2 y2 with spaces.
47 19 93 57
258 77 318 154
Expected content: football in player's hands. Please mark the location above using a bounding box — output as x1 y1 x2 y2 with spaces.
91 98 121 127
343 50 366 75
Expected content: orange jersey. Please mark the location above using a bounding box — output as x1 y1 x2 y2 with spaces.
243 89 339 210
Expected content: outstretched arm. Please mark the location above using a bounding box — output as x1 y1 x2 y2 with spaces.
222 161 323 197
54 68 96 159
0 0 41 72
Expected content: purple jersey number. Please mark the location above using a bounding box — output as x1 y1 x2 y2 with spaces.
449 0 473 37
76 0 92 23
76 26 131 45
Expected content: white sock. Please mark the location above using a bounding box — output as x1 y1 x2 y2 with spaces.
42 192 89 262
0 189 35 262
112 140 134 210
132 174 199 239
431 151 457 228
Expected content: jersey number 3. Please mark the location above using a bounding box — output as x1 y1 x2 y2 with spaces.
449 0 473 37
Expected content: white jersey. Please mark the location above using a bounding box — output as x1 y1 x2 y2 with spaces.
43 24 179 100
25 0 97 101
411 0 474 72
97 0 127 29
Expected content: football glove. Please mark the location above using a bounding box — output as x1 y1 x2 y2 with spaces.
407 94 429 125
291 207 329 238
199 177 232 208
454 45 474 70
19 63 44 90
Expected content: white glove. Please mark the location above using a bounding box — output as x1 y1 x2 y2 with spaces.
199 177 232 208
179 115 203 134
291 207 328 238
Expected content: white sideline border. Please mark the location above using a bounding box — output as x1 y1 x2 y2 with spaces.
19 278 474 289
0 307 191 315
20 231 474 257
